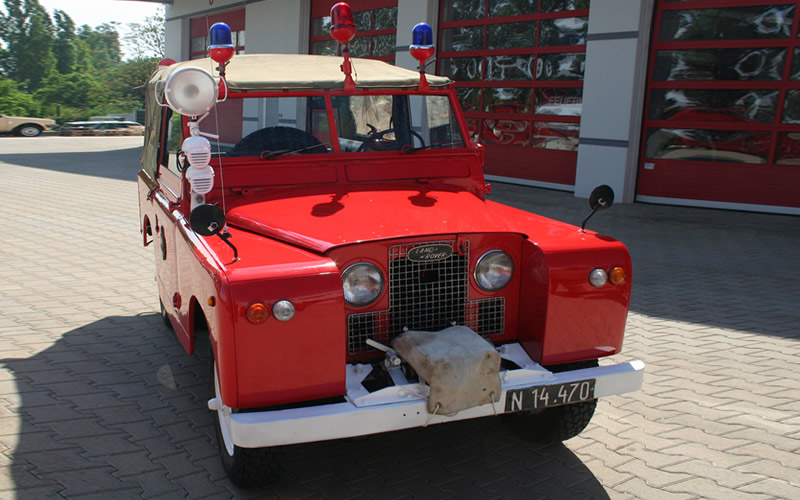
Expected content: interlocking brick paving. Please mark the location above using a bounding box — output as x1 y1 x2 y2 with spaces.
1 137 798 498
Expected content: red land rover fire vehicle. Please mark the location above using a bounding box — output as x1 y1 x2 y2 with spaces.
138 8 643 487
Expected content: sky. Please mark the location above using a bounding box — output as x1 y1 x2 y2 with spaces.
38 0 164 57
38 0 163 29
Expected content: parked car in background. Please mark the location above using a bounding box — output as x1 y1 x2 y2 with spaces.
60 121 144 136
0 113 56 137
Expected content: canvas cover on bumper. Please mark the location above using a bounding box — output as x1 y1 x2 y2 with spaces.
392 326 501 415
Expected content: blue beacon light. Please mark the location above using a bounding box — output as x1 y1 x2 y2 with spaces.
208 23 235 66
411 23 433 47
409 23 435 89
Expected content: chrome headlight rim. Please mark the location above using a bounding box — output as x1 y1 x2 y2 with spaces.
474 249 514 292
342 262 385 307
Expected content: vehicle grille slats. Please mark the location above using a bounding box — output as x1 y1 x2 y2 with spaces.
347 239 505 355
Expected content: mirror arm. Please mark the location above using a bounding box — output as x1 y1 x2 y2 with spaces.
580 199 608 233
217 230 239 262
580 205 599 233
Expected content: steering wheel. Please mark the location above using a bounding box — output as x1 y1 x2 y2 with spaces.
357 128 426 152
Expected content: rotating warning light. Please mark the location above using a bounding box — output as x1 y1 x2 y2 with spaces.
164 67 218 117
208 22 235 65
410 23 435 63
330 2 357 44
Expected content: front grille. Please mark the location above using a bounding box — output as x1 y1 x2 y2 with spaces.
347 240 505 354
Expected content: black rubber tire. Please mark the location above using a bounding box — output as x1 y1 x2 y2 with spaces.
15 124 42 137
159 296 172 330
209 351 283 487
503 360 599 443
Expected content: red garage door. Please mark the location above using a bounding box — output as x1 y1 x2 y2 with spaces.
638 1 800 213
437 0 589 189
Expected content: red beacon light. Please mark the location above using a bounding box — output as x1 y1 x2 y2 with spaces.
330 2 357 90
330 2 357 44
410 23 435 90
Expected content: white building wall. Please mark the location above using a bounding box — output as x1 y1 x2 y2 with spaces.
166 0 244 19
245 0 310 54
164 18 187 62
574 0 655 203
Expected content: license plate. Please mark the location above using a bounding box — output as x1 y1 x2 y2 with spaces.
505 379 596 412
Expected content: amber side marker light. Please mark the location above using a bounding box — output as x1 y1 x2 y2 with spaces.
246 303 269 324
609 267 626 286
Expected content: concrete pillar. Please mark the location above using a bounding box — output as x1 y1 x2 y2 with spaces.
574 0 655 203
164 18 187 61
245 0 310 54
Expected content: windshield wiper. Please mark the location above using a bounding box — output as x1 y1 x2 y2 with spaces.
401 141 464 154
259 143 328 160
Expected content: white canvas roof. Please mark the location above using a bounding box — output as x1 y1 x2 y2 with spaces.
149 54 451 92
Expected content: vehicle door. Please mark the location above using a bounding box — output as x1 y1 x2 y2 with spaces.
154 110 185 331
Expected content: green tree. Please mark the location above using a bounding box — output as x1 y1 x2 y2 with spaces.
34 71 103 110
53 9 76 74
0 75 39 115
78 23 121 71
107 57 159 103
124 6 165 59
0 0 56 91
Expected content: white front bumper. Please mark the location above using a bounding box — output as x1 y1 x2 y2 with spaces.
216 343 645 448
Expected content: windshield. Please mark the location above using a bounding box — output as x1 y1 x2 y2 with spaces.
333 94 465 152
198 93 465 158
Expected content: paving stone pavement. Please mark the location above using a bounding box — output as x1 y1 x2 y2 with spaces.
0 136 798 499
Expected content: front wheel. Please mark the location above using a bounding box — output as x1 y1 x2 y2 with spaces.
16 124 42 137
502 360 598 443
210 354 283 487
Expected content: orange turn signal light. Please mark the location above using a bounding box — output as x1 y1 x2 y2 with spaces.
609 267 626 286
246 303 269 324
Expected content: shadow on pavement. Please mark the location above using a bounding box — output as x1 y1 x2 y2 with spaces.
0 147 142 182
2 314 610 498
491 183 800 340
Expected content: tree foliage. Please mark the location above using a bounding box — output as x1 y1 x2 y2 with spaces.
124 6 165 59
0 0 163 122
53 9 76 74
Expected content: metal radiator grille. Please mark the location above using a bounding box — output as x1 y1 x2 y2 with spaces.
389 240 468 336
347 240 506 354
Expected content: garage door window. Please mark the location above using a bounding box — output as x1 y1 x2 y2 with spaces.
438 0 589 187
638 0 800 211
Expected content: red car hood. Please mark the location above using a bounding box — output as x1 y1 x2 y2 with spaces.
226 188 519 253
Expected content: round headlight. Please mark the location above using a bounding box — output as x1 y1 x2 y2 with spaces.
474 250 514 291
272 300 296 321
589 268 608 287
342 263 384 306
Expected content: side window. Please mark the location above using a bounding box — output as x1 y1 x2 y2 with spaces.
160 111 183 175
409 95 465 147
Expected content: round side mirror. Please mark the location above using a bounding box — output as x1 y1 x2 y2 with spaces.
190 204 226 236
589 185 615 212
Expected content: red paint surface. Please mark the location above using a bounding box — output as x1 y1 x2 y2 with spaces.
139 81 633 410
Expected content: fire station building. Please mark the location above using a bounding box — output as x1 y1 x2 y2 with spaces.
162 0 800 215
